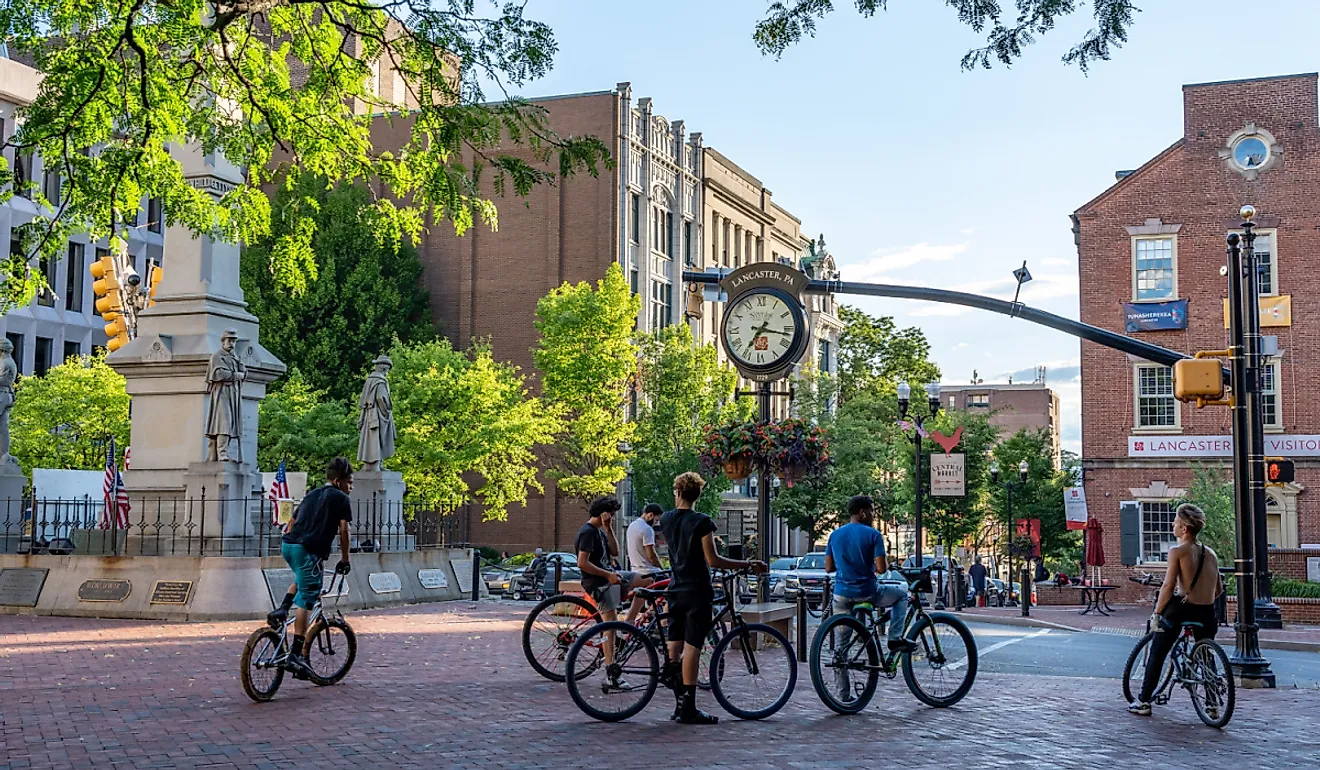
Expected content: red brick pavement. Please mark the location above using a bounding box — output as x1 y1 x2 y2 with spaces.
2 601 1318 770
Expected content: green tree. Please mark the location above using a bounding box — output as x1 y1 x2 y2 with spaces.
901 409 1000 560
533 264 640 503
990 428 1080 565
256 369 357 476
10 352 130 472
1178 463 1236 561
753 0 1139 71
836 305 940 404
631 325 750 517
0 1 611 310
241 177 434 401
387 338 557 518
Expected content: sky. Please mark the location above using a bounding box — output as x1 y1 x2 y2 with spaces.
505 0 1320 455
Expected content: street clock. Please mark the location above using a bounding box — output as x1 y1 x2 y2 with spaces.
715 263 812 382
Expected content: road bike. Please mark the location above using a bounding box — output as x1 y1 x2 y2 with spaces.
563 568 796 722
809 567 977 713
1122 574 1235 728
240 572 357 702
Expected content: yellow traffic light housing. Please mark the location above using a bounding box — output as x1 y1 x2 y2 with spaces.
147 266 163 307
90 256 120 297
95 293 123 316
1175 353 1228 408
107 333 130 352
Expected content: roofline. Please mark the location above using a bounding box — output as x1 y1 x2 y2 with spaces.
703 146 764 189
526 88 616 103
941 383 1057 392
1183 72 1318 90
1073 138 1185 215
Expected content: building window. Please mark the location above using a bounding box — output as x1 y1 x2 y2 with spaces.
817 340 831 373
65 243 84 312
43 166 60 206
1135 365 1178 429
666 211 674 258
5 333 23 373
649 281 673 329
13 148 33 199
63 340 81 363
683 221 693 266
1133 237 1176 301
147 198 163 234
37 252 57 306
629 266 639 296
630 194 640 244
1140 501 1176 563
722 220 730 266
1262 359 1280 429
34 336 52 377
967 393 990 408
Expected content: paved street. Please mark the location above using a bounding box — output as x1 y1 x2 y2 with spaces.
3 601 1319 770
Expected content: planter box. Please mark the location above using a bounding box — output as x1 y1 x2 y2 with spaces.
1226 596 1320 625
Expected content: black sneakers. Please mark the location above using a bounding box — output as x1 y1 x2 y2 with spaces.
675 685 718 725
888 638 917 654
284 652 315 680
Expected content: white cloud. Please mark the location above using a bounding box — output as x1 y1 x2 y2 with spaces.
952 342 970 350
961 227 978 235
843 242 970 280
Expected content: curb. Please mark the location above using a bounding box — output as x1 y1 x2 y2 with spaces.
957 613 1086 633
965 612 1320 653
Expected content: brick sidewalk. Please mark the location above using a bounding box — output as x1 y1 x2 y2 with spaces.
963 602 1320 646
2 601 1318 770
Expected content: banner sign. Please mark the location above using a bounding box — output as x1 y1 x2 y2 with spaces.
1064 487 1088 531
1124 299 1187 332
930 453 965 497
1015 519 1041 558
1129 434 1320 458
1222 294 1292 328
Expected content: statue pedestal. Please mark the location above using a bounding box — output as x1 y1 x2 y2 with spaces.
0 457 27 547
348 470 410 552
184 461 263 540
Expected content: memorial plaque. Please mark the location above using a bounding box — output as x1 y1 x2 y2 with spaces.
450 559 475 594
78 579 131 602
1307 556 1320 584
368 571 402 594
418 569 449 590
150 580 193 605
0 567 49 607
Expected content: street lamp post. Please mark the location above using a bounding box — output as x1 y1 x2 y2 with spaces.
990 460 1030 611
897 381 942 574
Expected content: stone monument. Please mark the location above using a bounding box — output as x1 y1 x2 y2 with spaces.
350 355 406 550
0 339 25 530
110 144 285 545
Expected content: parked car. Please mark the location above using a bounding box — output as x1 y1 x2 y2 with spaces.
748 557 800 601
785 552 830 607
506 552 579 600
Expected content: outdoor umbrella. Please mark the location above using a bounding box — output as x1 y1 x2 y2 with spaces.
1084 517 1105 586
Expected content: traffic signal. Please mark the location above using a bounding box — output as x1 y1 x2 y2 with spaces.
90 256 131 351
1266 458 1295 485
147 265 163 307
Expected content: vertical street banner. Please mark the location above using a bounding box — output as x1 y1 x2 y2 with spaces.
1064 487 1088 530
930 454 965 497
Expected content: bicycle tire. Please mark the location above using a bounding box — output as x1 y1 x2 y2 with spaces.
1187 639 1235 729
564 621 659 722
709 622 797 720
901 612 976 708
1122 631 1172 704
306 618 357 685
697 624 725 691
240 628 285 703
809 613 880 715
522 593 601 682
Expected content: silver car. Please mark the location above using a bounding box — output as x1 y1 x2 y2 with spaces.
785 552 830 607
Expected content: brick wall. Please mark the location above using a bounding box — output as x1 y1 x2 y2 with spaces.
1269 548 1320 581
1227 596 1320 625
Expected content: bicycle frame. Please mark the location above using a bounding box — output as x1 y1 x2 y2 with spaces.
260 573 347 667
838 569 943 674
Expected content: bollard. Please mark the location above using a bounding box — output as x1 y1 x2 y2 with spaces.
796 591 808 663
470 549 481 602
1020 566 1031 618
553 557 563 595
954 566 965 612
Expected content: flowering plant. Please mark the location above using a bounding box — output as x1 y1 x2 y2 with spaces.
764 418 831 485
700 419 765 479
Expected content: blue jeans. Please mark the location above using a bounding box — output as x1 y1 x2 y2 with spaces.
833 584 909 641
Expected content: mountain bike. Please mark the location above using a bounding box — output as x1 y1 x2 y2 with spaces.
809 567 977 713
1122 574 1235 728
240 572 357 702
564 568 796 722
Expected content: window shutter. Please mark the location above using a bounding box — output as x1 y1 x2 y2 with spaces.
1120 501 1140 566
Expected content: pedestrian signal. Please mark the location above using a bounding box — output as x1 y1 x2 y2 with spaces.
1266 459 1295 484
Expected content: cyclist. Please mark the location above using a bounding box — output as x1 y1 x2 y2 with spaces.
627 503 664 576
577 496 653 687
267 457 354 679
825 495 915 654
1128 503 1221 717
660 472 767 725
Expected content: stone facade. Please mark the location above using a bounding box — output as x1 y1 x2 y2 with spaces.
1073 73 1320 598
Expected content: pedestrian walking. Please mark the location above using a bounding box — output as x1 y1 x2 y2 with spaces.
969 556 988 607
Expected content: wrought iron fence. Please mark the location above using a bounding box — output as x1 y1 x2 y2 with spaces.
0 495 470 557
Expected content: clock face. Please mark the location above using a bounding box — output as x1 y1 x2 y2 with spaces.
722 289 804 370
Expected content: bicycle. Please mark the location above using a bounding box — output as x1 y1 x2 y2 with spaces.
809 567 977 713
240 572 357 702
1122 574 1235 728
563 567 797 722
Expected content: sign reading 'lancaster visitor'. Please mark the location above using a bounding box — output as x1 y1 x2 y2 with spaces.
1129 434 1320 458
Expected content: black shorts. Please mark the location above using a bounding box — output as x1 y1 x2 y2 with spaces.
667 595 714 648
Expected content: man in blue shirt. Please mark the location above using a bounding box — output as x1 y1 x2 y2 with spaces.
825 495 914 652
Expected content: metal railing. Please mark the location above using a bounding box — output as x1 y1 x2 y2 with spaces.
0 495 470 557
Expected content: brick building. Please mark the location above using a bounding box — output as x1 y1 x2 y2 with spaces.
941 380 1062 467
1073 73 1320 594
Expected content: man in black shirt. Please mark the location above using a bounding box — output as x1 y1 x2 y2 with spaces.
269 457 354 679
660 472 765 725
576 496 652 688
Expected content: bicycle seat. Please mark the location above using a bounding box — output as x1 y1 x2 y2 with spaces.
1181 621 1204 630
852 602 874 611
633 587 667 601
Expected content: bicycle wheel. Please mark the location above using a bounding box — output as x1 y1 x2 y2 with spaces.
709 623 797 720
809 613 880 715
1122 631 1172 704
305 618 357 685
697 623 726 691
564 621 659 722
522 594 601 682
1187 639 1235 729
240 628 285 703
901 612 976 707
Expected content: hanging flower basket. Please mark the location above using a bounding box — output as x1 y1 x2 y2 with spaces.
765 418 831 484
701 419 761 479
722 456 754 480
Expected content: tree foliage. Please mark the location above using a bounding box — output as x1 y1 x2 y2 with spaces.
10 352 130 472
988 428 1079 564
256 368 357 476
1177 463 1236 562
387 338 556 518
895 409 1000 557
753 0 1139 71
836 305 940 404
630 324 750 517
533 264 640 503
0 1 611 311
241 176 434 401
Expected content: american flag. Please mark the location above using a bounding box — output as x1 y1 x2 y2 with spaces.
100 444 130 530
268 460 290 524
123 446 131 470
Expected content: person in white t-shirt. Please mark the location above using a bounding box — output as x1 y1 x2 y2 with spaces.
627 503 664 574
